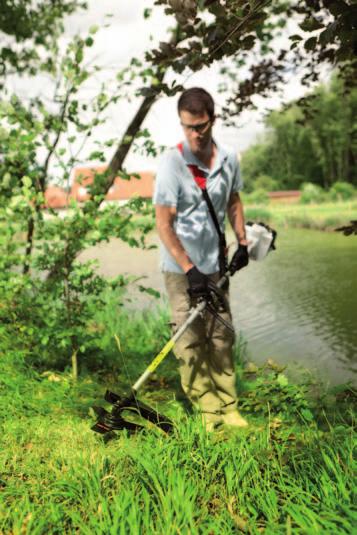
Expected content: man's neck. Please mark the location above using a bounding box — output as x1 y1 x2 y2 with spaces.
194 140 216 169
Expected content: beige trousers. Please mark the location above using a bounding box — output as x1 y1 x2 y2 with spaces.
164 272 238 417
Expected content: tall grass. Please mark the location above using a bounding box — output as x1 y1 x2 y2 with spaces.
1 311 355 534
246 200 357 231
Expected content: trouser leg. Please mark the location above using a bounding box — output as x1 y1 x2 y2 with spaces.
164 271 237 417
206 273 237 414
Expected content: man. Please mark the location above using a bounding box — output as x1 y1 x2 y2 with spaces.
153 87 249 431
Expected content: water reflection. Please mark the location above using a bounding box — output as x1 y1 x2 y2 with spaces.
231 228 357 384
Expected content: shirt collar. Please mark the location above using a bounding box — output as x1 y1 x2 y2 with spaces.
182 139 228 173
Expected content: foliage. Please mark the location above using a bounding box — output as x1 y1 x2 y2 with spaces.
220 0 356 120
0 0 86 77
328 181 356 201
0 200 155 375
243 188 270 205
254 174 281 192
240 360 316 423
299 181 356 206
249 198 357 231
300 182 327 204
0 24 160 373
241 77 357 190
0 342 355 534
243 205 272 223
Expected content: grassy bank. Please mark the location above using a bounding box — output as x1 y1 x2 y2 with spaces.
127 199 357 235
1 308 355 534
244 199 357 231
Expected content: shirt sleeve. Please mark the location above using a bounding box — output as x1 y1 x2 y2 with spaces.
231 154 243 193
153 150 180 207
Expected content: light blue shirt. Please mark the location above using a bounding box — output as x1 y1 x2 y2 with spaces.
153 140 243 274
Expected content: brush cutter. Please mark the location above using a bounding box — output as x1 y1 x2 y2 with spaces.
91 273 233 435
91 222 277 435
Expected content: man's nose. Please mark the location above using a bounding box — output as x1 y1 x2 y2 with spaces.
191 128 201 139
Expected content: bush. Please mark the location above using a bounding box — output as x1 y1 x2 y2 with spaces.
299 182 326 204
243 188 270 205
328 181 356 201
254 174 281 192
244 206 272 222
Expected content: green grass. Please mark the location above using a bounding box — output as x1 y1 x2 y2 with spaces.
131 199 357 234
244 200 357 231
1 322 356 534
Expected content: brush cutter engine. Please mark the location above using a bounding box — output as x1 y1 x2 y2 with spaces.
245 222 276 261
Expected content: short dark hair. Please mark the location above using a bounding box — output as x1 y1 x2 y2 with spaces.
178 87 215 120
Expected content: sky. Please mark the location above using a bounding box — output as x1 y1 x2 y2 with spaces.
10 1 325 175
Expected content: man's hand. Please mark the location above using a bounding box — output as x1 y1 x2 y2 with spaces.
229 244 249 275
186 266 209 300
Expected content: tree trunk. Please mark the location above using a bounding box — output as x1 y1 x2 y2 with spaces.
23 216 35 274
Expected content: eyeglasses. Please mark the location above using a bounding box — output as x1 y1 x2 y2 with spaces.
180 119 211 134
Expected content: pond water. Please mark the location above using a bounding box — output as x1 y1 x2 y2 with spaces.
80 228 357 386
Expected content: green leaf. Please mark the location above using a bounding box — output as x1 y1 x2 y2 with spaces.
22 176 32 188
138 285 160 299
301 408 313 421
299 18 324 32
290 34 302 42
304 36 317 51
277 373 288 387
41 335 49 346
75 47 84 64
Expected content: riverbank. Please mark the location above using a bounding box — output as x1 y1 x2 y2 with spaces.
243 199 357 232
1 310 355 534
124 198 356 234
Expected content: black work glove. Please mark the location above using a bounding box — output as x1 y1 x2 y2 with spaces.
229 244 249 275
186 266 210 300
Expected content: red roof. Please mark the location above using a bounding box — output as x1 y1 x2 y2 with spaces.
43 168 155 209
71 167 154 202
44 185 70 209
268 190 301 199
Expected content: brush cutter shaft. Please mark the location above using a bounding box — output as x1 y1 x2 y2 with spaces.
132 274 228 393
91 274 230 435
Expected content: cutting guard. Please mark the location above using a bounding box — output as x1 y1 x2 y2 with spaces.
91 390 174 434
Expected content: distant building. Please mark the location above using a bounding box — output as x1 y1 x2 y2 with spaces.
71 167 155 205
43 167 155 214
268 190 301 204
44 185 70 210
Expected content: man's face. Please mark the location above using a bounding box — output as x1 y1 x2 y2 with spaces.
179 110 214 155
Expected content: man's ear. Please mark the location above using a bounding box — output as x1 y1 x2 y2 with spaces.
211 115 216 125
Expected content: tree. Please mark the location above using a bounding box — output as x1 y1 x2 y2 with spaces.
220 0 357 120
0 0 86 78
241 77 357 189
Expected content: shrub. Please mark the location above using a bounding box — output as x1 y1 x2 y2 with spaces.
299 182 326 204
254 174 281 192
244 188 270 205
328 181 356 201
244 206 272 222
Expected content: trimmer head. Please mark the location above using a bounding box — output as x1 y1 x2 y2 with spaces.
91 390 174 434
